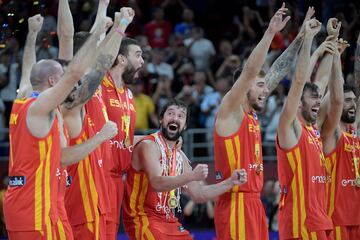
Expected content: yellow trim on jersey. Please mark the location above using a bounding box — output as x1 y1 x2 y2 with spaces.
35 140 46 230
45 136 53 239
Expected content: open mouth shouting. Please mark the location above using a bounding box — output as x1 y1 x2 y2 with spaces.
348 108 356 117
167 122 179 134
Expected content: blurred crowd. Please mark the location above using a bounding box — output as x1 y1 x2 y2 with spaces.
0 0 360 235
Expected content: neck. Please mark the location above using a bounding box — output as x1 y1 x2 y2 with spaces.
244 101 254 114
297 111 314 127
160 131 178 148
109 66 124 89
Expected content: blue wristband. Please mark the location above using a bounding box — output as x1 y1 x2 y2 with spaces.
120 18 129 26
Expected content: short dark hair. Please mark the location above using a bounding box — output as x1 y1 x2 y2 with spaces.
301 82 319 100
73 31 91 55
159 99 190 125
112 37 141 67
232 67 266 84
343 83 356 95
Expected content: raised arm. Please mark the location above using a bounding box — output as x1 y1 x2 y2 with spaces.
62 8 134 111
60 121 117 166
218 4 290 118
90 0 109 34
277 19 321 149
313 18 341 96
57 0 74 61
29 18 106 117
17 14 43 98
265 6 315 93
137 141 208 192
320 50 344 154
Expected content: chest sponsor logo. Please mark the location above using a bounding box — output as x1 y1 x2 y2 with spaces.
110 139 133 152
98 159 103 168
341 179 358 187
311 175 330 184
249 163 263 171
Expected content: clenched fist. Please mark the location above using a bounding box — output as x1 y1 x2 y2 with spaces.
191 164 208 181
99 121 118 142
231 169 247 186
28 14 44 33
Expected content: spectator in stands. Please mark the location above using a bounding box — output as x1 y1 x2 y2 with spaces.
167 40 195 92
152 74 174 115
184 26 216 71
0 46 19 130
144 7 172 48
200 77 230 129
174 8 195 39
211 39 234 74
36 31 58 60
147 48 174 81
215 54 241 79
130 79 159 132
161 0 188 26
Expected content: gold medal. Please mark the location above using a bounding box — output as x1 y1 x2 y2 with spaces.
355 177 360 187
168 196 178 209
124 136 131 148
166 149 172 159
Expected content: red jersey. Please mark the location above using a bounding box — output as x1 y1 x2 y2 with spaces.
326 131 360 226
214 112 263 193
123 134 191 238
101 72 136 174
84 88 113 177
4 98 60 231
65 113 109 226
276 122 333 239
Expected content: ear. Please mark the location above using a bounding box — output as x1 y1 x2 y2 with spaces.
48 76 56 86
119 54 127 65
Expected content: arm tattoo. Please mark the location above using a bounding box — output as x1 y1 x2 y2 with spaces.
354 40 360 97
265 36 303 93
64 54 114 109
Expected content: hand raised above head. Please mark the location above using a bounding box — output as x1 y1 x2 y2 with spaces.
267 2 291 34
304 18 322 37
326 18 341 39
28 14 44 33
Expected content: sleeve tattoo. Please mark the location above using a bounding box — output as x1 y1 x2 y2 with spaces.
265 36 303 93
63 54 114 109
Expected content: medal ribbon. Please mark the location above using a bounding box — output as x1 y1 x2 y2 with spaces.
158 132 178 201
305 125 326 167
249 112 262 174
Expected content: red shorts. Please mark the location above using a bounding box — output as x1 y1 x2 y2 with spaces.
7 222 68 240
106 175 125 224
71 214 106 240
54 218 74 240
105 221 119 240
283 230 333 240
125 217 191 240
214 192 268 240
333 225 360 240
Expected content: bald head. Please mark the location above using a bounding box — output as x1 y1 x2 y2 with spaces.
30 59 63 90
